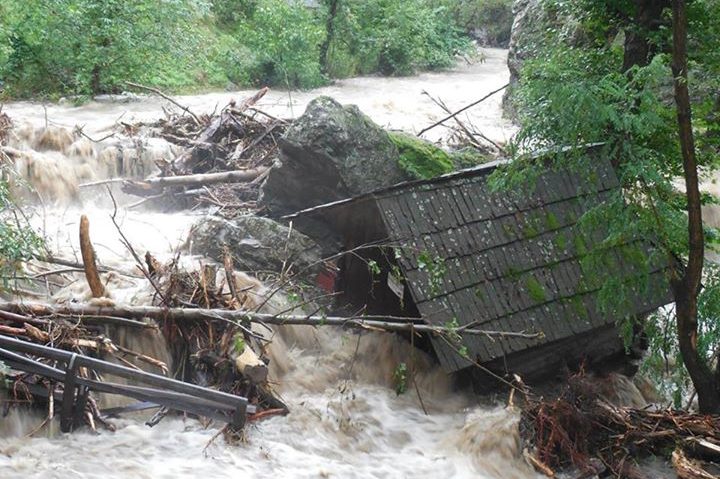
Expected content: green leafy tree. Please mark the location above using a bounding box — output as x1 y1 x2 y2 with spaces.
499 0 720 411
319 0 470 78
0 0 208 95
236 0 325 88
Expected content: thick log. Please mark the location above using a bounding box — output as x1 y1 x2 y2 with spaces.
79 215 105 298
234 346 268 384
0 300 542 339
121 168 267 197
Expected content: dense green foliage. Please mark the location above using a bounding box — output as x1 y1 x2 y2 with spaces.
434 0 514 47
320 0 471 78
0 0 496 97
0 177 43 282
0 0 226 96
496 0 720 404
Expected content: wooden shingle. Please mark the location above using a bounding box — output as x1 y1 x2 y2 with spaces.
373 157 671 371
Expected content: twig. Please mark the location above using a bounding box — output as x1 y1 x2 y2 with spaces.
417 83 508 136
421 90 506 153
126 81 201 126
73 125 115 143
105 187 168 304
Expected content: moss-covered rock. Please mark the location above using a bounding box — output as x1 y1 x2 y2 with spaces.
449 147 493 170
260 96 407 216
388 132 454 180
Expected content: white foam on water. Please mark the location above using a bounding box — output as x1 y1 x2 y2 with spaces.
0 50 541 479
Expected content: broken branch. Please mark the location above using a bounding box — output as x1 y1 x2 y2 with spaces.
79 215 105 298
0 301 542 340
126 81 202 126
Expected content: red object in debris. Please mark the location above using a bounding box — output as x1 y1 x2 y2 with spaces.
316 267 337 293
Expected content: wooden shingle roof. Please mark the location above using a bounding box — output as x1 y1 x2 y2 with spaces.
372 158 670 371
285 152 672 373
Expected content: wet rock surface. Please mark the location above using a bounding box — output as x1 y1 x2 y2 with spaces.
186 215 321 277
504 0 582 117
260 96 409 217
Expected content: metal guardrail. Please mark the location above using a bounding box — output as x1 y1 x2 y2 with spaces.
0 334 254 432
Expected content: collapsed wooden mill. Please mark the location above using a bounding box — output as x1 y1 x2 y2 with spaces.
0 130 672 430
285 147 671 387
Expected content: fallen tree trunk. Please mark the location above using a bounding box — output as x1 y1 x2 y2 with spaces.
0 300 542 339
121 168 268 197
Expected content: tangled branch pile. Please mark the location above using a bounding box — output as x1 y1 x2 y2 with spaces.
521 371 720 478
0 308 165 431
121 87 288 214
149 252 287 416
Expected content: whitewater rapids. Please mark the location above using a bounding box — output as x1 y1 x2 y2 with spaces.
0 49 543 479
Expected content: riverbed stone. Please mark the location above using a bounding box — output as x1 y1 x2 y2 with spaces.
259 96 409 217
186 215 321 277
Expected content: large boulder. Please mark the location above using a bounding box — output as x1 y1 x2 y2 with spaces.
185 215 322 278
259 96 409 217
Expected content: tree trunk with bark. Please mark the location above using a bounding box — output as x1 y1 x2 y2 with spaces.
670 0 720 414
622 0 670 72
320 0 340 75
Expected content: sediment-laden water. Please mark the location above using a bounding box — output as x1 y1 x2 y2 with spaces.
0 49 543 479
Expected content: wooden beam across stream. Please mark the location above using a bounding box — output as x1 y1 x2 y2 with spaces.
0 334 255 432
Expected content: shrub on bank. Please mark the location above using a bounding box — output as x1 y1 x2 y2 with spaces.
0 0 485 97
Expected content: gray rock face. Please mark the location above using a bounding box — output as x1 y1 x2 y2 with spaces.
259 96 408 216
504 0 545 118
186 215 322 277
503 0 583 118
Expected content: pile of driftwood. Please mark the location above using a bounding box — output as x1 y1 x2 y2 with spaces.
521 370 720 479
117 86 286 213
0 214 287 434
147 249 288 418
1 206 537 435
0 304 166 432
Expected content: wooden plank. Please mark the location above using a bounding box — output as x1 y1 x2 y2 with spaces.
60 353 80 433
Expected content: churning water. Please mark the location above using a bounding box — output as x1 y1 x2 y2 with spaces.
0 49 544 478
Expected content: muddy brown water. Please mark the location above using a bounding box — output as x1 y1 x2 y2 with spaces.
0 49 630 478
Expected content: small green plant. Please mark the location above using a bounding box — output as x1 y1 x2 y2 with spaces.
367 259 381 277
443 317 462 343
0 178 43 284
287 291 301 304
393 362 408 395
418 250 446 296
233 335 246 355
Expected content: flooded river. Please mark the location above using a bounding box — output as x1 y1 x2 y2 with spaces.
0 49 538 479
